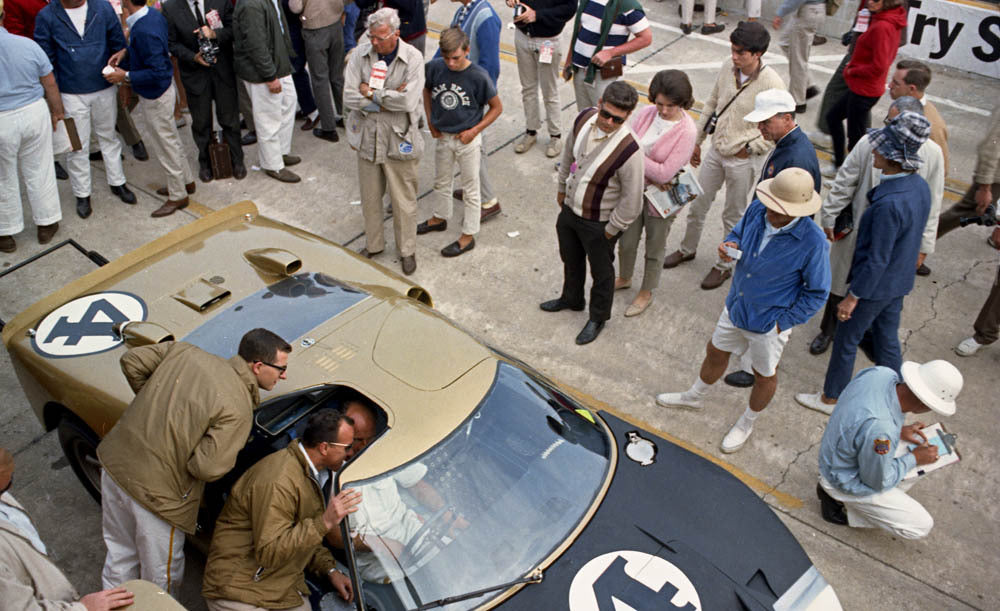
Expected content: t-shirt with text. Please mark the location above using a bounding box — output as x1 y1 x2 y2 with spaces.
425 59 496 134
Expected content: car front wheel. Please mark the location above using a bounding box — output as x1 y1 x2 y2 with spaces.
57 414 102 502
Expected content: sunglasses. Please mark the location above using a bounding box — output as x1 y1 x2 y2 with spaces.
257 360 287 373
323 440 352 448
598 108 627 125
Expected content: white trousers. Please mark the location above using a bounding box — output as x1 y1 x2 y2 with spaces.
779 3 825 104
137 82 194 200
247 77 297 171
514 30 562 137
0 98 61 235
572 71 615 113
433 133 482 235
63 87 126 197
746 0 762 18
101 471 186 598
681 0 717 24
819 476 934 540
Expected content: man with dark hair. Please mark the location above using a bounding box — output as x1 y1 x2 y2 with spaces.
203 410 361 610
162 0 247 182
541 80 643 345
662 21 786 291
105 0 196 218
97 328 291 597
888 59 948 177
419 26 502 258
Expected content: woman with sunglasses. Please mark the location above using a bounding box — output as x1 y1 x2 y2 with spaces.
614 70 697 316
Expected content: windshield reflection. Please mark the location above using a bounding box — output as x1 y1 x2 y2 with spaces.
343 363 612 610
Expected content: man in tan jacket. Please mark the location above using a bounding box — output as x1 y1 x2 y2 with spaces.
202 410 361 611
0 448 135 611
97 328 292 598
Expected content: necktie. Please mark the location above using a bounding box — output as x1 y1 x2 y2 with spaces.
192 0 205 26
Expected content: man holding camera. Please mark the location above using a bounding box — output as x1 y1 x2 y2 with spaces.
163 0 246 182
936 103 999 239
661 21 785 291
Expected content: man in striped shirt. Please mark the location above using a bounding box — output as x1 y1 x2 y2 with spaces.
562 0 651 112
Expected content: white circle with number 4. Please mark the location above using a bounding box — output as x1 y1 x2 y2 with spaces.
568 550 701 611
32 292 147 358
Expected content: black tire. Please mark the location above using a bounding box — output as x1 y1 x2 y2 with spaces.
57 413 102 503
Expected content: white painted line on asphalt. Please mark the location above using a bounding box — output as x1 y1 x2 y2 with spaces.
642 19 992 116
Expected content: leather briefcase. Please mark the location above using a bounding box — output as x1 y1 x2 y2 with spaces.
209 131 233 180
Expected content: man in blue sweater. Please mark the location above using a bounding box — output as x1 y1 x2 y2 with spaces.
34 0 135 218
656 168 830 454
796 111 932 414
105 0 195 218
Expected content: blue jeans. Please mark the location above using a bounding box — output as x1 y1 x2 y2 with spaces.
823 296 904 399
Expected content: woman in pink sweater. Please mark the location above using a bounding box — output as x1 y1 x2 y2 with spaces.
615 70 698 316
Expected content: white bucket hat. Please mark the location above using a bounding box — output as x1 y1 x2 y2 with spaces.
743 89 797 123
755 167 822 217
900 360 962 416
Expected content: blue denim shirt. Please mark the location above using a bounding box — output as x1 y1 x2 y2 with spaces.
34 0 127 95
723 201 831 333
819 367 918 496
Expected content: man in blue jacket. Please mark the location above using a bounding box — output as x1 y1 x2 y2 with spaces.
105 0 195 218
656 167 830 453
34 0 135 219
796 111 932 414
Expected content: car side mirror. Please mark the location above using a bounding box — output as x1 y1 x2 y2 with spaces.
114 321 175 347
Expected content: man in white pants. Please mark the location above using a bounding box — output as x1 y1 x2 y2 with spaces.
817 360 962 540
105 0 196 218
234 0 301 182
34 0 137 219
0 16 63 253
773 0 825 113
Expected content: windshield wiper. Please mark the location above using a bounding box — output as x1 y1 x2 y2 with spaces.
410 568 543 610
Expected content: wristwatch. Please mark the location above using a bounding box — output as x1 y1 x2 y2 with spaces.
124 72 131 85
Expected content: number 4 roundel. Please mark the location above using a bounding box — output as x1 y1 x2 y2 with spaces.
31 292 147 358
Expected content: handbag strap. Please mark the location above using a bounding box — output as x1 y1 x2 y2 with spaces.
714 66 763 122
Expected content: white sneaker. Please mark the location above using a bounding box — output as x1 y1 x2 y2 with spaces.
820 161 837 178
806 129 833 148
514 132 537 154
655 391 703 411
721 414 754 453
545 136 562 158
796 391 835 415
955 337 984 356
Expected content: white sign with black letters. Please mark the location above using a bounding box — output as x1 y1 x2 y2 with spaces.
902 0 1000 79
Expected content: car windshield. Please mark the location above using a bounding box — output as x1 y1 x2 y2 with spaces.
342 362 612 610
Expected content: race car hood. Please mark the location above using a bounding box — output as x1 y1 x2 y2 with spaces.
511 412 821 611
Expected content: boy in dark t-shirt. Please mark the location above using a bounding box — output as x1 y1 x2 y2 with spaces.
418 27 502 258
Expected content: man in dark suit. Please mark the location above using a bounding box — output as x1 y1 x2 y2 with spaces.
162 0 245 181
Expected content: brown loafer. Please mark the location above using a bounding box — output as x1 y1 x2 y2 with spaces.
663 250 695 269
401 255 416 275
151 197 189 218
265 168 301 183
359 248 383 258
37 222 59 244
0 235 15 253
282 154 301 166
156 182 196 196
300 117 317 131
480 202 501 222
701 267 732 290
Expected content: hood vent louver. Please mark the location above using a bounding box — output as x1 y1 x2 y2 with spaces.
243 248 302 276
172 278 232 312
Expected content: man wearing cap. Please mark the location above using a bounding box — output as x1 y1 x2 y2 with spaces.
816 360 962 539
800 97 943 367
722 88 822 389
796 110 932 414
656 167 830 453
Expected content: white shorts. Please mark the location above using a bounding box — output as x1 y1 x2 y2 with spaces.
710 307 791 377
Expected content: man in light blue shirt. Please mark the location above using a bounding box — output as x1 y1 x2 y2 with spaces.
0 21 63 253
817 360 962 540
656 167 829 454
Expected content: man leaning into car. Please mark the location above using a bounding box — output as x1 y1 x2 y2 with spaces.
202 410 361 611
96 327 292 598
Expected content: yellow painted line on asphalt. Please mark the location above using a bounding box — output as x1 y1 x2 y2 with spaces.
555 383 805 510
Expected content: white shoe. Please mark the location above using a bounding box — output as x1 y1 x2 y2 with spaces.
806 129 833 148
795 391 835 415
721 414 754 453
545 136 562 158
955 337 984 356
820 161 837 178
655 391 703 411
514 132 537 154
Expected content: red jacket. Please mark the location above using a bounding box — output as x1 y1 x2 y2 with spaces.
843 5 907 98
1 0 50 37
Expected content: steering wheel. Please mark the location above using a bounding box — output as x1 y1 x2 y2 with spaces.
398 506 455 573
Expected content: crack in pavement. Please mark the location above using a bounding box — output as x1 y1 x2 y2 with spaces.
763 435 823 507
901 258 991 357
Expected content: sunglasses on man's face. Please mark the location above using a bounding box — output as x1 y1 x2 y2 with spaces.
598 108 626 124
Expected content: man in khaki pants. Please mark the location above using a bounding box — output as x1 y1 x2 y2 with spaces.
344 8 425 275
773 0 825 113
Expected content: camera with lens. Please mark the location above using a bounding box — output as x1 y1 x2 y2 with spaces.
513 3 526 18
198 33 219 66
959 204 997 227
703 112 718 135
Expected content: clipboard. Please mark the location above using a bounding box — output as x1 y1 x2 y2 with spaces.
900 422 960 480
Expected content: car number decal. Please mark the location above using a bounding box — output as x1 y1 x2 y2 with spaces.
568 551 702 611
31 292 147 358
